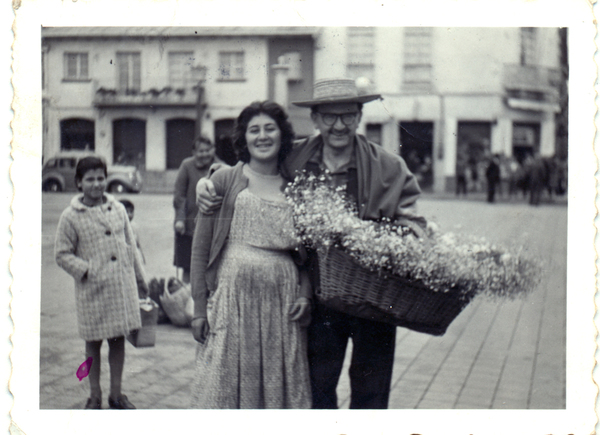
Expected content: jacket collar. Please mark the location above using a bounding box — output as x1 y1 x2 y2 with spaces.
70 193 117 212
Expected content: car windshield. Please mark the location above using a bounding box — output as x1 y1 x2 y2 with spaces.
44 159 57 168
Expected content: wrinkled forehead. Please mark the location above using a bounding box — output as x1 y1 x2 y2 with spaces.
314 103 361 114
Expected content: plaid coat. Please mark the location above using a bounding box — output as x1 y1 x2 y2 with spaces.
55 194 144 341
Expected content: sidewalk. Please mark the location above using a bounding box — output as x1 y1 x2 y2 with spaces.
39 194 566 409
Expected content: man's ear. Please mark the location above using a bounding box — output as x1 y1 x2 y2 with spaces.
310 112 318 126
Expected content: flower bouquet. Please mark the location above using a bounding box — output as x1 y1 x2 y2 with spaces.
285 172 541 336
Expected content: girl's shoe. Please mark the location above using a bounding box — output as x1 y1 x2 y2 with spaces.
84 397 102 409
108 395 136 409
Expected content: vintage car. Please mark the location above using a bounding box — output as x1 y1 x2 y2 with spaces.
42 152 143 193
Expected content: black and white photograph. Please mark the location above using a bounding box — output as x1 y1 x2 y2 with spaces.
7 1 598 434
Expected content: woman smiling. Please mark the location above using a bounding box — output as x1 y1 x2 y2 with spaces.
189 101 312 409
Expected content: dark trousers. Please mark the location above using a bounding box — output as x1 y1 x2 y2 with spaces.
307 303 396 409
456 175 467 196
487 181 497 203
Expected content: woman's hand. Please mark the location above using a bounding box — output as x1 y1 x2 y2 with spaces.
289 297 312 327
191 317 210 343
196 178 223 215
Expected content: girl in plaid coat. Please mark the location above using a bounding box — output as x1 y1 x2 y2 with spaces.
55 156 148 410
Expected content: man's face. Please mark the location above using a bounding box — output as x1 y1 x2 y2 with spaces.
311 103 362 151
193 142 216 168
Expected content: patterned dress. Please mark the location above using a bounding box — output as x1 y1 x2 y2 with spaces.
191 189 312 409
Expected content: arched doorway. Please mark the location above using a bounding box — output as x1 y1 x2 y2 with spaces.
214 119 238 166
60 118 95 151
166 118 196 169
113 118 146 169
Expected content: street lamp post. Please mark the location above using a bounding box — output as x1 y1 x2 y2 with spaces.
192 65 208 138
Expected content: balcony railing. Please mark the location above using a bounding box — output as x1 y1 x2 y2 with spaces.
93 86 198 107
503 64 560 98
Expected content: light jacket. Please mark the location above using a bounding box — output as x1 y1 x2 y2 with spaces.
55 194 145 341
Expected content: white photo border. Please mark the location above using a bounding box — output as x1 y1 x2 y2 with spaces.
9 0 598 434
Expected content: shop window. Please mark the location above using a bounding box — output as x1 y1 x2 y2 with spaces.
512 122 540 163
366 123 382 145
166 118 196 170
60 118 94 151
113 118 146 168
400 121 434 189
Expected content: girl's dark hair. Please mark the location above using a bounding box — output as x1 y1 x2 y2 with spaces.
75 156 107 189
119 199 134 211
232 101 295 171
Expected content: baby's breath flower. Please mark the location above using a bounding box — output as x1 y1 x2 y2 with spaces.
285 171 541 299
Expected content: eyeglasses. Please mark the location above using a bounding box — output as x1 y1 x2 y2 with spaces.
317 112 359 126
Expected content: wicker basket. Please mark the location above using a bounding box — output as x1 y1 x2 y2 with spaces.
316 247 475 336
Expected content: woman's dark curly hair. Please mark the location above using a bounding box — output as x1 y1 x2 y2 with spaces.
232 101 295 171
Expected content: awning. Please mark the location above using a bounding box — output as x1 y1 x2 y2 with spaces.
506 98 561 113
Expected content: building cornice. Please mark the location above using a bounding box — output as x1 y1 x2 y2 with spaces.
41 26 321 39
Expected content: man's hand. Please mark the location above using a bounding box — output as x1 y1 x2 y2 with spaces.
196 178 223 215
174 220 185 235
191 317 210 344
289 297 312 327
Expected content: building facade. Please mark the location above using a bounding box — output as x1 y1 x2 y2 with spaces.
42 27 563 193
318 27 562 192
41 27 317 190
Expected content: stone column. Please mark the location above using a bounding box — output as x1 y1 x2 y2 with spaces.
539 112 556 157
271 62 290 108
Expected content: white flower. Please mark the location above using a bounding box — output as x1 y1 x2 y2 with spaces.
285 171 540 299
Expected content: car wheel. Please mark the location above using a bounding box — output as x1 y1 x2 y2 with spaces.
108 182 127 193
43 180 62 192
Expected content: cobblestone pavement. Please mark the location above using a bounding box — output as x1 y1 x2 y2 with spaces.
39 192 566 410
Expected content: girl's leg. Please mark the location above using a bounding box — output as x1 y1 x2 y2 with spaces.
107 336 125 400
85 340 102 399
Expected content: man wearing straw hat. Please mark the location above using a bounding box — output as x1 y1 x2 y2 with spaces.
196 78 425 409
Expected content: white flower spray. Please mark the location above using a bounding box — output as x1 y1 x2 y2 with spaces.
285 171 541 299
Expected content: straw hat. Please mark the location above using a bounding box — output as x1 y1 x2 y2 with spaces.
292 78 381 107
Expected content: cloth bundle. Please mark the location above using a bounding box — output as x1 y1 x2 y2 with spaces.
159 277 194 327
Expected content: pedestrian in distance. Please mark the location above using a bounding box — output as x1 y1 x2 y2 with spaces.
173 135 217 283
455 153 468 196
528 152 546 206
196 78 426 409
485 155 501 203
190 101 312 409
55 156 148 410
